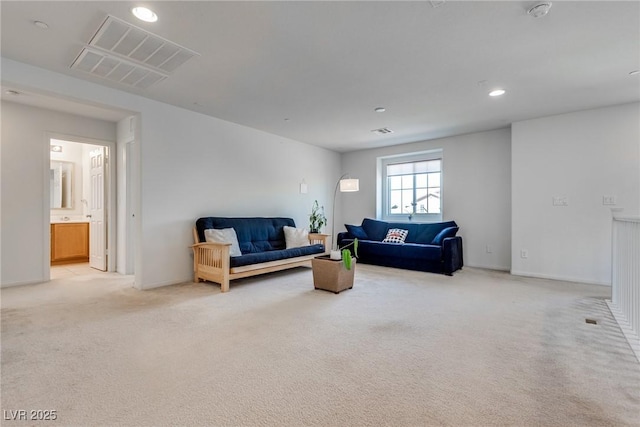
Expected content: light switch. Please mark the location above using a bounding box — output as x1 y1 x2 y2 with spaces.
602 195 616 205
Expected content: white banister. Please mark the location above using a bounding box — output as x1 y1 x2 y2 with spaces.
606 216 640 362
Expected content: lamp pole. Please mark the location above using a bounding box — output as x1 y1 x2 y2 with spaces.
331 173 350 250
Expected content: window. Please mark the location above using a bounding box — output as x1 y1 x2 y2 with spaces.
380 151 442 222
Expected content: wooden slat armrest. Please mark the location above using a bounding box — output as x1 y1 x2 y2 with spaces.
192 240 231 292
191 241 231 249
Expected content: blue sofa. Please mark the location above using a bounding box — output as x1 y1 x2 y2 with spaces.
193 217 327 292
337 218 463 275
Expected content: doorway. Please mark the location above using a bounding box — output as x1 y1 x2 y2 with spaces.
49 136 114 276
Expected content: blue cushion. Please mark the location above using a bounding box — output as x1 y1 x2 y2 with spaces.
345 224 369 240
414 221 458 244
196 217 295 254
230 244 324 268
380 222 425 243
361 218 389 241
357 240 442 262
431 226 459 245
361 218 458 244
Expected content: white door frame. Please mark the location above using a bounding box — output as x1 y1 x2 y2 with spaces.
115 115 140 284
44 133 117 278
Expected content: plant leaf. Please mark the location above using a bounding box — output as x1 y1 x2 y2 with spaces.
342 249 352 270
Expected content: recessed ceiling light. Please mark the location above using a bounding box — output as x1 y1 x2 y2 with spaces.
132 7 158 23
34 20 49 29
374 107 386 113
629 70 640 76
489 89 506 97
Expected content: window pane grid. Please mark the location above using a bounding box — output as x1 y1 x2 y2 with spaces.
386 163 441 215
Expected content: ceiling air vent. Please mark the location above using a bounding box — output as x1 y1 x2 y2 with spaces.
71 15 199 89
371 127 394 135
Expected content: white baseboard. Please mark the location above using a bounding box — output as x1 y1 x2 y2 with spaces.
510 269 611 287
0 278 45 288
464 263 510 272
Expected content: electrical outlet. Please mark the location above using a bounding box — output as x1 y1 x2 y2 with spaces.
520 249 528 259
602 195 616 206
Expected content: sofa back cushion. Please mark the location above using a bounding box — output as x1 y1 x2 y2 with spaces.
414 220 458 244
360 218 458 244
196 217 296 254
430 226 459 245
345 224 369 240
361 218 393 241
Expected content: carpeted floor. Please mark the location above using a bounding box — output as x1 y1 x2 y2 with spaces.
1 265 639 426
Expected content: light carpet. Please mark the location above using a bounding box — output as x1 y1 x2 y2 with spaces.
1 265 639 426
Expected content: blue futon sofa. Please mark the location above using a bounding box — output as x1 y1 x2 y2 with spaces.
193 217 327 292
337 218 463 275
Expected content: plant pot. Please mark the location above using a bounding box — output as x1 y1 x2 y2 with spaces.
311 255 356 293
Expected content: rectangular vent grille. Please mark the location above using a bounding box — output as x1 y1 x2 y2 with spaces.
70 15 199 89
72 48 168 89
371 127 394 135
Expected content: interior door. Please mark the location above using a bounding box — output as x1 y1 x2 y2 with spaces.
89 146 107 271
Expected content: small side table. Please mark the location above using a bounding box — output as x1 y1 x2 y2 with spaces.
311 255 356 293
308 233 330 252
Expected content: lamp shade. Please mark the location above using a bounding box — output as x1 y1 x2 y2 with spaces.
339 178 359 192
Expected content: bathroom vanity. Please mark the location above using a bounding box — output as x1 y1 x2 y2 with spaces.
50 222 89 265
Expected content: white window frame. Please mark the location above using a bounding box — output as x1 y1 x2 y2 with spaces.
379 149 443 223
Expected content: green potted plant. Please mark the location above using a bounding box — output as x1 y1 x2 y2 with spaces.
309 200 327 233
312 238 358 293
330 238 359 270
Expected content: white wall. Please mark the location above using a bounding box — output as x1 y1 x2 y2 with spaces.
341 128 512 270
1 58 341 289
1 101 116 286
136 103 340 288
511 102 640 285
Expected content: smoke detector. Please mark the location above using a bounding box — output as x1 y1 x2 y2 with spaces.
371 127 394 135
528 2 552 18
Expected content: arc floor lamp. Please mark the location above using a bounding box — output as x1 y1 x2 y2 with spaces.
331 173 359 255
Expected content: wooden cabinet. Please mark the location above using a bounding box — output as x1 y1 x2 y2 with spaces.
51 223 89 265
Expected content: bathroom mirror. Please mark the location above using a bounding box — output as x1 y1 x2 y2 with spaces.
50 161 74 209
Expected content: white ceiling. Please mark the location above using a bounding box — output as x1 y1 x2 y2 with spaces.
1 1 639 152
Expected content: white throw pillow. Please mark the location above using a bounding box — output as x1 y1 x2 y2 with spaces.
283 226 310 249
382 228 408 244
204 228 242 257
